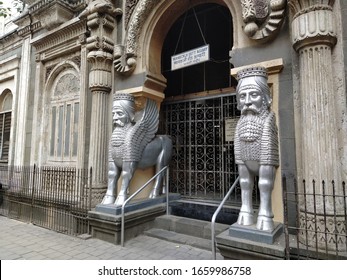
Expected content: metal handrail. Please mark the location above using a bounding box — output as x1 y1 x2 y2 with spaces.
121 166 169 247
211 176 239 260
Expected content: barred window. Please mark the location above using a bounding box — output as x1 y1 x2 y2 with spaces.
49 71 80 162
0 91 12 162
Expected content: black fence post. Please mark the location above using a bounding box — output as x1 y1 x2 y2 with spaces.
343 181 346 253
294 178 299 259
312 179 318 258
322 180 328 257
303 179 308 258
89 167 92 211
282 175 290 259
332 180 338 257
30 164 36 223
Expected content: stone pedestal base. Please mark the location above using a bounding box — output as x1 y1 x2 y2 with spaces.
216 223 286 260
229 222 283 244
95 194 181 215
88 194 180 245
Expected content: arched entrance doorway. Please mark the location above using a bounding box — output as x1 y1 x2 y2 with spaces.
159 3 253 212
162 3 235 96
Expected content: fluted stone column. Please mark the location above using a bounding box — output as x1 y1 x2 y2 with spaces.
290 1 345 251
80 3 120 205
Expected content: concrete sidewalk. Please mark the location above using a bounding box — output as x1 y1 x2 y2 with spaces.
0 215 223 260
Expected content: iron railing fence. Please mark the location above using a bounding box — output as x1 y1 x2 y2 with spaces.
1 164 346 260
283 176 347 260
0 165 93 236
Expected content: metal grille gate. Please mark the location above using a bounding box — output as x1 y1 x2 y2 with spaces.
160 93 259 205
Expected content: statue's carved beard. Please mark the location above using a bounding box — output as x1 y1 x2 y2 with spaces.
238 109 268 142
111 124 131 147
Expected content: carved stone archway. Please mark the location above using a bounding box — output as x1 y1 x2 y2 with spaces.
116 0 241 103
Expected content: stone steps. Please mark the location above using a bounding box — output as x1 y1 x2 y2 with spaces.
144 228 212 251
143 214 229 251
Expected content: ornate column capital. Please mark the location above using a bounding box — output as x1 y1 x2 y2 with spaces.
87 51 113 92
79 1 122 93
289 1 337 51
288 0 335 15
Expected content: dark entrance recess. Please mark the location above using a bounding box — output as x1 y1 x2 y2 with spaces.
160 3 260 220
161 3 237 97
170 200 240 225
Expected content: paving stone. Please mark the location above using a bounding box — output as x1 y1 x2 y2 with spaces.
73 252 95 260
0 215 219 260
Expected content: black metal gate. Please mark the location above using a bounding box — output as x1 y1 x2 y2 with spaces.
160 93 259 205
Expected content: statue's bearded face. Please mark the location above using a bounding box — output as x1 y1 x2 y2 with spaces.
113 107 129 127
238 86 264 115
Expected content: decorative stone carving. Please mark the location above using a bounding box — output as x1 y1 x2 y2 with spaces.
13 5 41 37
27 0 85 31
54 73 80 98
101 93 173 206
240 0 287 42
24 0 40 4
79 0 122 91
234 66 279 231
79 0 122 18
114 0 160 74
39 3 74 30
125 0 139 28
31 20 87 62
299 212 346 252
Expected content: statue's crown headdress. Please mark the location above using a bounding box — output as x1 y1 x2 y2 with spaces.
236 66 268 81
113 93 135 103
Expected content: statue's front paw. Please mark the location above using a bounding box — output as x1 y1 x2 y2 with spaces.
101 195 116 205
237 211 254 226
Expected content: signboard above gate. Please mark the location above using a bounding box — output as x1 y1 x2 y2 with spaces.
171 45 210 71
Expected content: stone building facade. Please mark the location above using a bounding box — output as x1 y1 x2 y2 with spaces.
0 0 346 249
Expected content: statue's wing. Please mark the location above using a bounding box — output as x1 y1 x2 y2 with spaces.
125 98 159 161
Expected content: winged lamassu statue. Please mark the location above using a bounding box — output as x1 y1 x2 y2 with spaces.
101 93 173 206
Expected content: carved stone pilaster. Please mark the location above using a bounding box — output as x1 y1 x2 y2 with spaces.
79 1 121 196
289 0 345 251
289 1 339 184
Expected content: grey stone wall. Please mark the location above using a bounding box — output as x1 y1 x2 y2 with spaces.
341 1 347 94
